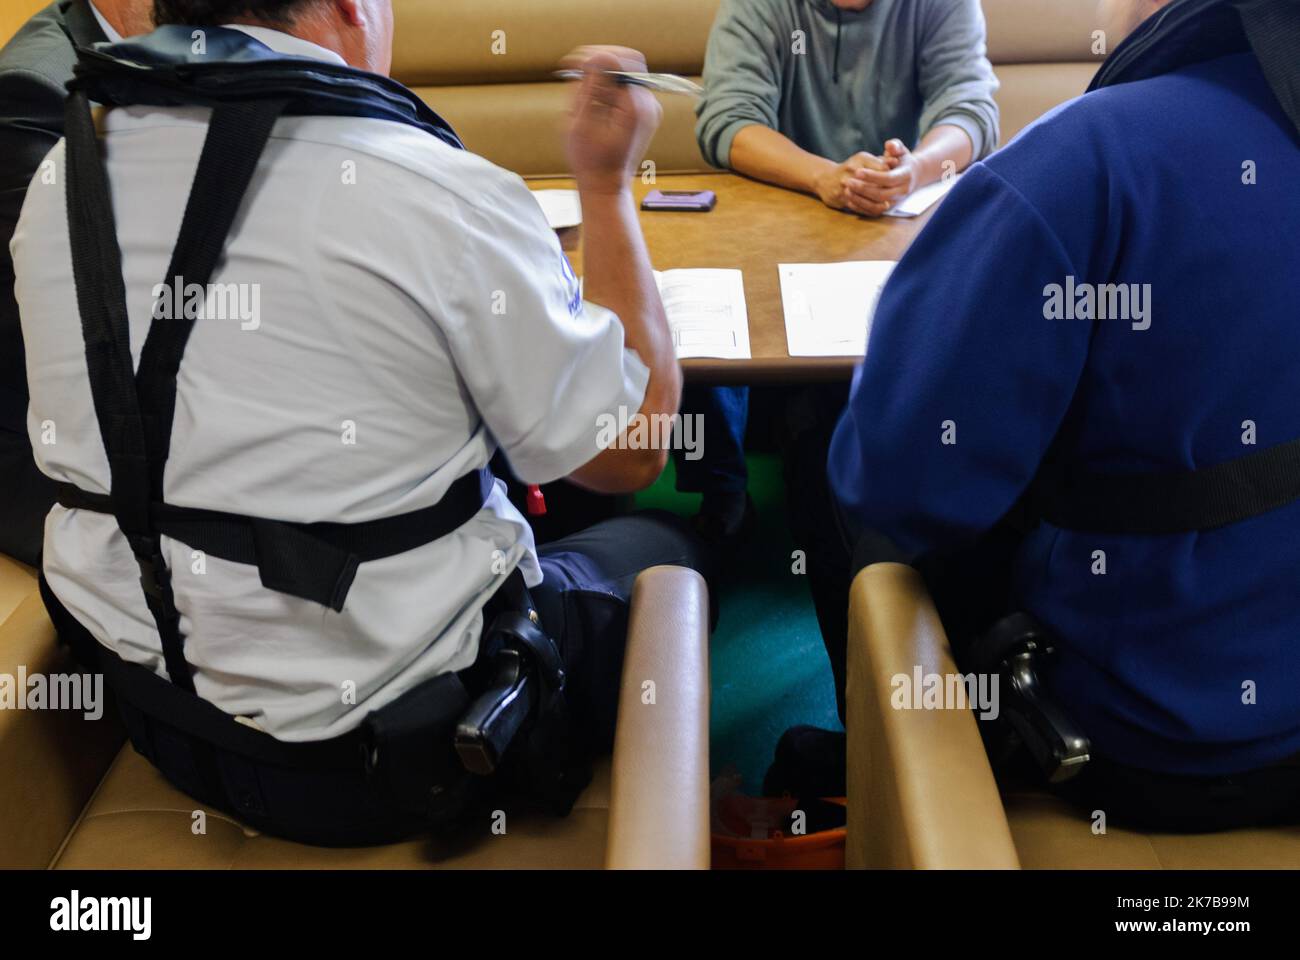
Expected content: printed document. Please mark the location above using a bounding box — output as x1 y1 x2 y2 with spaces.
779 261 897 357
653 269 751 360
530 189 583 229
883 174 962 218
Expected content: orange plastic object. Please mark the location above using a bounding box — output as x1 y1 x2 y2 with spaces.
711 797 847 870
711 826 846 869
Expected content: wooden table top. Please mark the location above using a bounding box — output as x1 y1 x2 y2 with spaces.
531 172 935 384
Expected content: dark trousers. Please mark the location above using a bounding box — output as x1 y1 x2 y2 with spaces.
47 509 710 846
781 383 858 723
786 388 1021 723
1055 754 1300 834
0 426 57 566
529 509 712 747
673 384 749 495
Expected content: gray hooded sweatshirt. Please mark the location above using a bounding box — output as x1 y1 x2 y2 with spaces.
695 0 1000 169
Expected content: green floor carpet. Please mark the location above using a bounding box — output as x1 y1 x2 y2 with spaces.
636 453 841 794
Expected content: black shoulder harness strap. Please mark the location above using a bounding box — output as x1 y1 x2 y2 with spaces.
1030 438 1300 536
61 87 489 690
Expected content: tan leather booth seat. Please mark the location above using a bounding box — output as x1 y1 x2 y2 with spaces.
0 0 50 47
0 557 124 868
2 1 1107 175
984 0 1107 142
393 0 1106 177
844 563 1300 869
393 0 717 177
1 564 711 868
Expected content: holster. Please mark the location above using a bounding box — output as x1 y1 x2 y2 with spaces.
962 612 1091 784
456 598 592 817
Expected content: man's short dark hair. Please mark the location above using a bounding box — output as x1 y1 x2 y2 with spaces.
152 0 317 28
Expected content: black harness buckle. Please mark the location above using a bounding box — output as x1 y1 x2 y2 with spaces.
128 537 169 601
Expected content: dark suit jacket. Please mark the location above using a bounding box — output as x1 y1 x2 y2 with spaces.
0 0 105 564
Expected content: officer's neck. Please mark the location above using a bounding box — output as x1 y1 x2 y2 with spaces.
224 13 373 73
90 0 152 37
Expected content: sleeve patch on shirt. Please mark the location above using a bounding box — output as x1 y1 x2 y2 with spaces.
560 255 583 317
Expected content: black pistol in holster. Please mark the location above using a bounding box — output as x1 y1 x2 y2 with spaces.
965 612 1091 783
454 608 591 814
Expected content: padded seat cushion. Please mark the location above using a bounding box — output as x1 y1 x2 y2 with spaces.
54 746 615 869
0 555 37 626
0 557 125 868
390 0 1107 175
994 62 1099 143
1004 786 1300 869
418 80 707 176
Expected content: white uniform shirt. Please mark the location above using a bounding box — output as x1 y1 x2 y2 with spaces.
11 26 649 741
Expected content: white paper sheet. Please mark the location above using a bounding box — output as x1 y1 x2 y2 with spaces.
882 174 962 218
530 189 582 229
653 268 751 360
779 261 897 357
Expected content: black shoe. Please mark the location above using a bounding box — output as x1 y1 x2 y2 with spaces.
762 725 847 797
692 492 756 546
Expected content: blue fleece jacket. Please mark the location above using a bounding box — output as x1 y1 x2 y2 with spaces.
829 51 1300 776
695 0 1000 169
